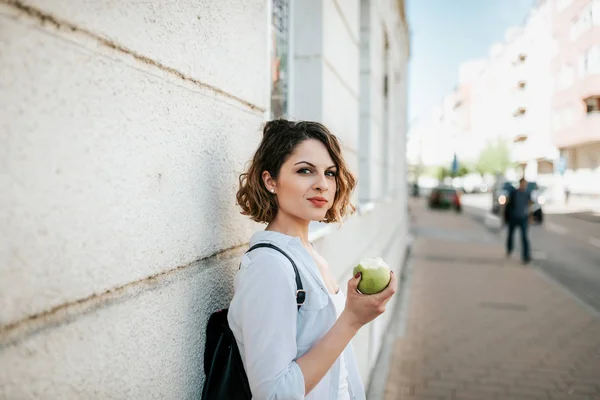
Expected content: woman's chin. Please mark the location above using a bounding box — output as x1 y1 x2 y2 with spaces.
287 208 329 223
310 211 329 221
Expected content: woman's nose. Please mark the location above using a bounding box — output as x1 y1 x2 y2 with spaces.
313 173 328 191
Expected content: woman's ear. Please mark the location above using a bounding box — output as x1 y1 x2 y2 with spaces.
261 171 276 193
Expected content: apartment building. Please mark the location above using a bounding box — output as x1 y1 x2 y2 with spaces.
409 1 560 188
552 0 600 195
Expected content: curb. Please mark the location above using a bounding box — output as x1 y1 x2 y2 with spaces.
463 205 503 235
365 237 414 400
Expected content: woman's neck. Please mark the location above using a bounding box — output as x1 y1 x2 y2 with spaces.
265 215 311 247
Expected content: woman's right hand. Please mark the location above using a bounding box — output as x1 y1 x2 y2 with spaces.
341 270 398 330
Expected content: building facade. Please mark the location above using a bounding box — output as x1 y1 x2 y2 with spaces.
0 0 410 398
500 1 557 185
552 0 600 195
408 1 561 189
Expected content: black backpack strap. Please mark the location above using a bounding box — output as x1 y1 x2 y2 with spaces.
246 243 306 310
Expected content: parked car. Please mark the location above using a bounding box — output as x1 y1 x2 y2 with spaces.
461 173 489 194
529 185 549 224
494 181 515 215
491 178 511 215
428 186 462 212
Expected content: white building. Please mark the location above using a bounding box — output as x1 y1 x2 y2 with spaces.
503 2 558 185
406 61 485 180
464 1 558 186
469 2 559 183
0 0 410 398
411 1 559 188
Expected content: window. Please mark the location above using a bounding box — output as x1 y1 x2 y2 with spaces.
270 0 290 119
570 18 579 40
557 64 574 89
594 0 600 26
578 53 586 77
589 46 600 74
571 3 593 40
382 32 390 197
557 0 574 12
513 107 527 117
585 96 600 113
513 134 528 143
359 0 372 203
512 53 527 66
579 46 600 77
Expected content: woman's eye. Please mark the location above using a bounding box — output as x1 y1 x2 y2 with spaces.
326 171 337 177
298 168 311 174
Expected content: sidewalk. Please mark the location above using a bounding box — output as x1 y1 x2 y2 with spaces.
384 200 600 400
544 195 600 215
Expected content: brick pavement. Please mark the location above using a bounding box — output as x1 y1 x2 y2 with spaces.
384 200 600 400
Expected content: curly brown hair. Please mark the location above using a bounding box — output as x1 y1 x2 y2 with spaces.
236 119 356 224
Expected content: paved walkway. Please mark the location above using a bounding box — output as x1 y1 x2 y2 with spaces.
385 200 600 400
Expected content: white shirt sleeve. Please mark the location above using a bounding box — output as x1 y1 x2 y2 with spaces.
232 250 306 400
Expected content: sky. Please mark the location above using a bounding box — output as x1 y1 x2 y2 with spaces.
407 0 538 125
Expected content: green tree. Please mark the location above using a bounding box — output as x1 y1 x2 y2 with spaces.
476 138 512 175
437 167 450 180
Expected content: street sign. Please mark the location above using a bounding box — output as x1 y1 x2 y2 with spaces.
558 156 567 176
451 153 459 176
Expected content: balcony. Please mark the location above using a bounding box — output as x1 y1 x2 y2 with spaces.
512 107 527 117
511 140 531 164
553 111 600 147
511 115 530 143
554 74 600 109
513 134 529 143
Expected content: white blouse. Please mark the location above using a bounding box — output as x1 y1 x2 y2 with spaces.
330 289 351 400
228 230 366 400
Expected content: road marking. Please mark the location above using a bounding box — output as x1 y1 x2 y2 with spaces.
589 237 600 248
545 222 569 235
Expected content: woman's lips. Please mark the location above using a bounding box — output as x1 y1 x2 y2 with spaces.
308 198 328 207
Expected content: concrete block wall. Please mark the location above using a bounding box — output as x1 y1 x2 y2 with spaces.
1 0 409 396
359 0 409 202
0 1 267 398
322 0 361 156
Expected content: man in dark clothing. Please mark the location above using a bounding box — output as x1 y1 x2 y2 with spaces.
504 178 532 264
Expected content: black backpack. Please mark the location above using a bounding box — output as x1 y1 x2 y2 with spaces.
201 243 306 400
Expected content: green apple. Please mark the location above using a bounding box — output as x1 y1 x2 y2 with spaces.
353 257 391 294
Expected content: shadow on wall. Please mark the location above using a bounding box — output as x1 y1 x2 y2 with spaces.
181 126 253 395
0 117 259 398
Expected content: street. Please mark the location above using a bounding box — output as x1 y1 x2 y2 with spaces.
383 197 600 400
462 193 600 313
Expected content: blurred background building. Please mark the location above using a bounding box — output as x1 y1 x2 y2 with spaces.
408 0 600 198
552 0 600 196
0 0 410 397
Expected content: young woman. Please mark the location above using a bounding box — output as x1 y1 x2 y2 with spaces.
228 119 397 400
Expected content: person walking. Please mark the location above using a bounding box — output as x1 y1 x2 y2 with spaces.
504 178 532 264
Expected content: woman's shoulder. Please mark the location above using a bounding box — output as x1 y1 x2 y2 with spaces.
238 243 298 285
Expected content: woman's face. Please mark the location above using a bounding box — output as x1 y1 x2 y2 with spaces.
265 139 338 223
